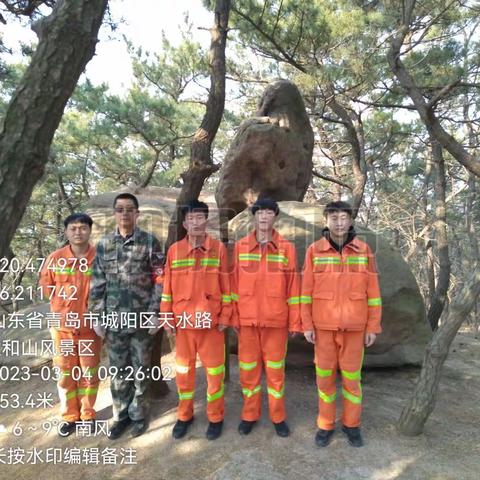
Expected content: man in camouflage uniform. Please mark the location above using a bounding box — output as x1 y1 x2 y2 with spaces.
89 193 164 439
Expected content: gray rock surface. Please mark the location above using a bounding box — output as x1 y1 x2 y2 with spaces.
215 79 314 239
229 201 431 367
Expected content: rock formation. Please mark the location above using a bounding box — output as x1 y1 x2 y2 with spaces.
215 79 314 239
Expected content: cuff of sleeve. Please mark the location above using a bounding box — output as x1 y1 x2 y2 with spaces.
160 303 172 313
288 317 303 333
230 312 239 328
301 318 314 332
219 313 232 326
366 320 382 334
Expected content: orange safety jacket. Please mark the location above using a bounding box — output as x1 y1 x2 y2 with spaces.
39 244 96 335
231 229 301 331
301 235 382 334
160 234 232 329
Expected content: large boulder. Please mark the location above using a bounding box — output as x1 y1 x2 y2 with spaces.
215 79 314 239
84 190 430 368
229 201 431 368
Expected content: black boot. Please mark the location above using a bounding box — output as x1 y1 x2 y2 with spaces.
315 429 335 447
238 420 256 436
58 421 76 438
131 419 149 438
342 425 363 447
206 421 223 440
108 418 132 440
273 421 290 437
172 417 194 439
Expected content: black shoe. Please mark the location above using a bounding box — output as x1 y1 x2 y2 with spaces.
108 418 132 440
172 417 194 439
78 419 95 434
342 425 363 447
131 419 148 438
238 420 256 436
273 421 290 437
315 428 335 447
206 421 223 440
58 421 76 437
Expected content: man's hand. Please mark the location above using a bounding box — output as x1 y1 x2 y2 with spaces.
365 332 377 347
93 323 106 339
304 330 315 344
148 315 161 335
148 326 159 336
218 324 228 332
164 325 176 337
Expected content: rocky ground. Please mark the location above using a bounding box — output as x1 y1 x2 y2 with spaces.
0 330 479 480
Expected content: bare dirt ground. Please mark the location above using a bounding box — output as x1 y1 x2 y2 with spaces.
1 330 479 480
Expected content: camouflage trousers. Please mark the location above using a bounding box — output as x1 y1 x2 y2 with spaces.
105 329 154 422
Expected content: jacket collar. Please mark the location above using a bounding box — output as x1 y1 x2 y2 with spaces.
183 233 214 255
318 228 362 253
246 228 280 252
62 243 96 263
114 226 140 244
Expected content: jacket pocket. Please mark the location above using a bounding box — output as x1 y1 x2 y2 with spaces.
104 252 118 276
238 269 256 295
345 291 368 327
264 291 288 320
129 246 148 274
313 291 334 300
204 270 221 297
312 291 336 327
205 293 222 317
349 292 367 300
171 268 191 295
50 276 76 310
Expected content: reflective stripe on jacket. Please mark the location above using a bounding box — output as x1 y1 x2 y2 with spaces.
301 236 382 333
232 229 301 331
39 244 96 334
160 234 232 329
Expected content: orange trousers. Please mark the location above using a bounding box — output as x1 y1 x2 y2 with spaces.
314 329 364 430
175 328 225 423
51 329 101 422
238 326 288 423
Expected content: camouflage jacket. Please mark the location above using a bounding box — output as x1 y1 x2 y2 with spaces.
88 227 164 329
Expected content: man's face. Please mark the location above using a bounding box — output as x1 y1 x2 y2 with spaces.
65 222 91 247
114 198 139 232
326 211 352 238
254 208 276 232
183 211 208 237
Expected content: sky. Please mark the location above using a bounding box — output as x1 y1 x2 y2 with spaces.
1 0 214 94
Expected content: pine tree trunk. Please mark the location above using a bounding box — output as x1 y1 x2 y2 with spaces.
166 0 231 248
398 266 480 435
0 0 108 268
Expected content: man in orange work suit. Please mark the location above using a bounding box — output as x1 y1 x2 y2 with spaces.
161 200 232 440
39 213 101 437
232 198 301 438
301 201 382 448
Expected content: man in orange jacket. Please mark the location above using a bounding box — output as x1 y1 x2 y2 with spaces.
232 198 301 438
39 213 101 437
161 200 232 440
301 201 382 448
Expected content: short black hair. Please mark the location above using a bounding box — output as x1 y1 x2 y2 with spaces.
64 213 93 229
181 200 209 219
324 201 353 218
113 193 139 210
251 198 280 216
